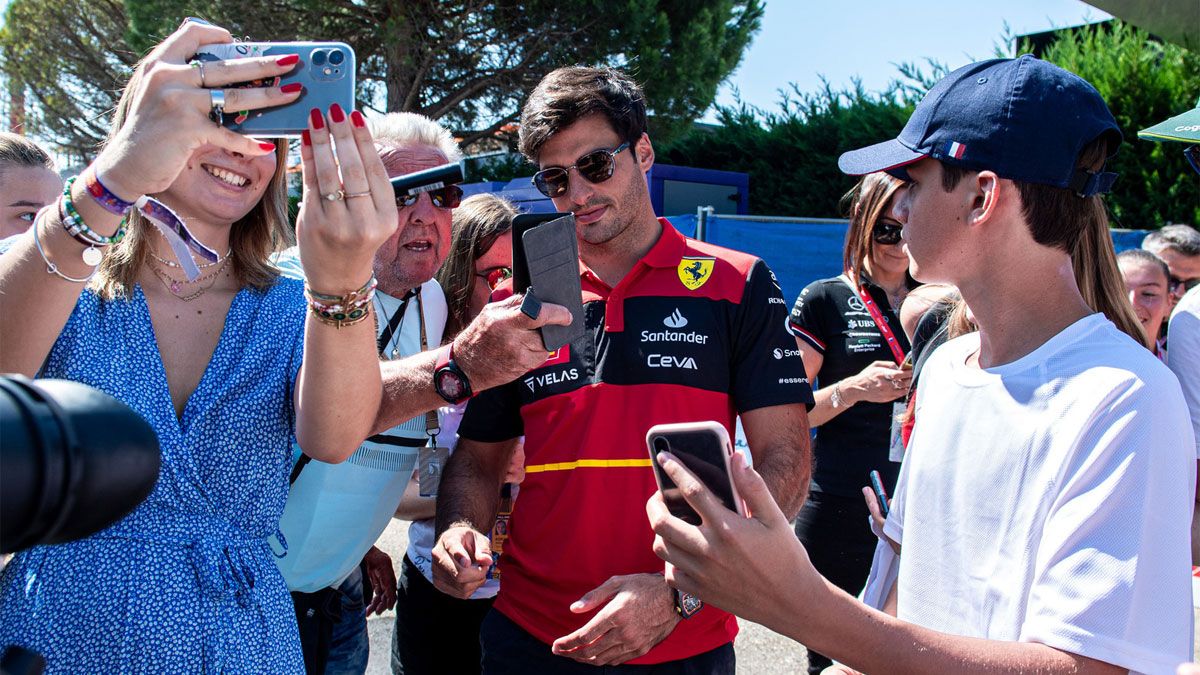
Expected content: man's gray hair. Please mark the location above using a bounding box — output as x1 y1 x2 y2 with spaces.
1142 224 1200 257
370 112 463 163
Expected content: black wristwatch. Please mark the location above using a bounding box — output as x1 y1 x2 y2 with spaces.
433 344 473 404
673 589 703 619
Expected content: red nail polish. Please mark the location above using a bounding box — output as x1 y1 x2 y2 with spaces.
301 130 311 147
350 110 365 128
258 141 276 152
276 54 300 67
309 108 324 130
329 103 345 124
280 82 303 94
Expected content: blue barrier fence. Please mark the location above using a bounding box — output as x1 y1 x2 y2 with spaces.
664 213 1152 306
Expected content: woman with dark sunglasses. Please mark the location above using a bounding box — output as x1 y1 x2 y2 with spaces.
436 193 517 337
785 171 916 675
392 192 524 675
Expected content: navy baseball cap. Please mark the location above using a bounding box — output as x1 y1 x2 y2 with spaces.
839 55 1122 197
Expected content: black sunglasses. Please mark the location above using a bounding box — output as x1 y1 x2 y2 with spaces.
872 219 903 246
397 185 463 210
1170 275 1199 293
531 142 630 198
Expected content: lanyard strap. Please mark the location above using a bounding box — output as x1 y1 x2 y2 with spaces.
377 289 416 354
415 291 440 444
841 274 906 366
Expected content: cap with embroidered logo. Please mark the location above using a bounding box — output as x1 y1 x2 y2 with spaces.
838 55 1122 197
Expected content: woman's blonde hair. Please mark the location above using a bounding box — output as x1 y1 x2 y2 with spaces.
91 64 292 300
436 194 516 339
840 172 903 283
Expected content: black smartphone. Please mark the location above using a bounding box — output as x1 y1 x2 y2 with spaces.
192 42 356 137
869 469 890 518
510 212 568 294
647 421 746 526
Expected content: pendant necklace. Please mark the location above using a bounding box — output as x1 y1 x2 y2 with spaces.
376 289 417 360
148 256 230 301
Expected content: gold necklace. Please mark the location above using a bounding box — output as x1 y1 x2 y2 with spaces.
147 256 230 301
149 247 232 269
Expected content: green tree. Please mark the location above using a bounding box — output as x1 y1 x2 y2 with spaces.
0 0 136 159
659 80 914 217
2 0 762 157
661 19 1198 226
1015 21 1200 228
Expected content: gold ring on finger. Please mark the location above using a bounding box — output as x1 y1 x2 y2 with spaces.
322 189 345 202
344 191 372 199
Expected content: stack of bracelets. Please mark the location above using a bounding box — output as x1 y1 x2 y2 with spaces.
34 172 132 283
305 275 378 328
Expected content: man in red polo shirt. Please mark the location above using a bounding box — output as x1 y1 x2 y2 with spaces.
431 66 814 673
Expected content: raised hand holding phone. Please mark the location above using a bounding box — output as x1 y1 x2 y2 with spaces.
646 421 746 525
192 41 356 137
92 20 302 204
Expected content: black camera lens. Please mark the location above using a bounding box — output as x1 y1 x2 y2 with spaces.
311 50 327 66
328 50 345 66
653 437 670 454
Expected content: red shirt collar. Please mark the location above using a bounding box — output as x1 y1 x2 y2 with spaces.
579 217 686 280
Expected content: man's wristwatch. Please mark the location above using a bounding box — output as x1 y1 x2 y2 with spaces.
673 589 703 619
433 344 473 404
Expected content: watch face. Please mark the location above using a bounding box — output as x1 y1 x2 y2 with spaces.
438 371 466 399
680 592 702 615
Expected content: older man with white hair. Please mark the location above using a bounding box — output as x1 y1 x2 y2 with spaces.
268 112 544 674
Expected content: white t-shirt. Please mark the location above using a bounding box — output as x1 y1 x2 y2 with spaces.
1167 285 1200 459
883 314 1195 674
268 248 448 592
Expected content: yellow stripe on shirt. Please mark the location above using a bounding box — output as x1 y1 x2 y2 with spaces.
524 458 654 474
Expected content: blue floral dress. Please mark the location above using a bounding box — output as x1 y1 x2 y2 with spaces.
0 280 307 673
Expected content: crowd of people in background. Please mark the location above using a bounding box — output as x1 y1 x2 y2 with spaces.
1 16 1199 675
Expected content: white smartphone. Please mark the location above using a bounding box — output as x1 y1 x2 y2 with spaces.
646 421 746 525
192 41 356 137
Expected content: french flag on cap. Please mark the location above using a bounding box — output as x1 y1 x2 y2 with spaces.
946 141 966 159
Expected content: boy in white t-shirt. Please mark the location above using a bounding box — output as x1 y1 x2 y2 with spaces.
645 55 1195 674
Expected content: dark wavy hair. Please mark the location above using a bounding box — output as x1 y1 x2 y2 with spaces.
518 66 647 162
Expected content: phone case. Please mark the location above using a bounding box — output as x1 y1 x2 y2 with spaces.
646 421 747 520
192 42 356 138
510 212 560 295
514 213 586 351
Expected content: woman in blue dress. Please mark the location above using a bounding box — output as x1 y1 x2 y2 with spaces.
0 20 399 672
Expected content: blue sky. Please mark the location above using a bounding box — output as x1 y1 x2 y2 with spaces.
707 0 1111 118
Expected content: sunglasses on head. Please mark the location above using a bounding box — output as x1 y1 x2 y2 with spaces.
396 185 463 210
478 266 512 291
531 142 630 198
872 219 903 246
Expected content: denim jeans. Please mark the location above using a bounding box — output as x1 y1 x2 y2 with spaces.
325 567 370 675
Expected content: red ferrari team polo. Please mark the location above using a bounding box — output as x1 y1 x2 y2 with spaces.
458 220 813 664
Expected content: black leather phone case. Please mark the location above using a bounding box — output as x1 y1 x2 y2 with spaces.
514 213 586 351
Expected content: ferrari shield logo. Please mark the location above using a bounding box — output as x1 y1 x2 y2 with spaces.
677 257 715 291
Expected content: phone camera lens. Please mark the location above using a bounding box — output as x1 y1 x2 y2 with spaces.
653 437 670 454
328 50 345 66
311 50 327 66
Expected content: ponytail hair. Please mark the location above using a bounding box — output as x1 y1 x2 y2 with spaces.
1013 136 1145 346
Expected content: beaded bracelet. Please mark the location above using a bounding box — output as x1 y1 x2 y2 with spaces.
305 276 378 328
60 177 127 247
